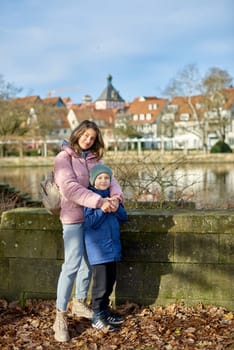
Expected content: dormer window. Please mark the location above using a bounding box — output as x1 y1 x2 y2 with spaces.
111 90 117 99
148 103 157 110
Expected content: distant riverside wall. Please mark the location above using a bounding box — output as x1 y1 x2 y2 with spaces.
0 208 233 310
0 152 234 167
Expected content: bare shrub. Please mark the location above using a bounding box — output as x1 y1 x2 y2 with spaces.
108 152 198 209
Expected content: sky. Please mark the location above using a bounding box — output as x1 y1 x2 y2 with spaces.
1 0 233 104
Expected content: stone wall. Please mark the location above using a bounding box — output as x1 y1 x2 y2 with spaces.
0 208 233 310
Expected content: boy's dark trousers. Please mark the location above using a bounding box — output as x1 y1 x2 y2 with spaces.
91 261 116 313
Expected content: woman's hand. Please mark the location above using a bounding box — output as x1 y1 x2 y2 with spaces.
100 199 112 212
109 196 120 212
100 197 119 212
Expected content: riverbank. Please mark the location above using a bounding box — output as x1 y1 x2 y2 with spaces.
1 151 234 166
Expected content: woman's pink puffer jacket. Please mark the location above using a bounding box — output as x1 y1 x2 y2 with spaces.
54 145 123 224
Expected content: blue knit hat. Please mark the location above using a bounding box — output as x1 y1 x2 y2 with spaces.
89 164 112 186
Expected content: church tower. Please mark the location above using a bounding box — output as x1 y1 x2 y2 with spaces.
95 74 125 110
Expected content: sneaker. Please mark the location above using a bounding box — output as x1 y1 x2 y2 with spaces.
104 309 124 325
92 311 116 332
53 310 70 342
71 298 93 319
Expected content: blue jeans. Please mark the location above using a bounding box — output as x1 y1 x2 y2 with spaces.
56 223 91 311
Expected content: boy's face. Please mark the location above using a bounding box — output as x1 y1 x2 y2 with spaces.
94 172 111 190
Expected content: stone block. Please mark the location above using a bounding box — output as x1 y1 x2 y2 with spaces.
0 208 61 230
8 258 62 299
122 213 176 233
121 232 173 262
0 258 9 290
173 233 219 263
157 263 234 302
116 261 173 305
0 229 62 259
219 233 234 263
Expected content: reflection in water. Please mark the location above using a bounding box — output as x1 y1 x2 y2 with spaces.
0 164 234 209
0 167 50 201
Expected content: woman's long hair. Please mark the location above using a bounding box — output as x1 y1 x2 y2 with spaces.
69 120 105 159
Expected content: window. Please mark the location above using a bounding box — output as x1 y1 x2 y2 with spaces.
168 104 178 112
133 114 138 121
111 90 117 99
146 113 151 120
148 103 157 110
162 113 174 122
55 119 62 126
140 114 145 120
180 113 189 121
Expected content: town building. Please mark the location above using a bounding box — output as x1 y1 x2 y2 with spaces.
4 77 234 155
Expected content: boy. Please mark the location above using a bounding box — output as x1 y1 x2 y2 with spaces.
84 164 128 332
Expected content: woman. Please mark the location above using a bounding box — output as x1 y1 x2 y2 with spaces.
53 120 123 342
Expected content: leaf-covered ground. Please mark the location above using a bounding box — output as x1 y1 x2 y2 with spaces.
0 299 233 350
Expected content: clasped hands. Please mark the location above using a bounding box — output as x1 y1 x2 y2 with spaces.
101 197 120 213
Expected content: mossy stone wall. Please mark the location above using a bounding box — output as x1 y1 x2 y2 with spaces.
0 208 233 310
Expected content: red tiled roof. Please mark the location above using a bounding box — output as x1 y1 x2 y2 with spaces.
41 97 66 107
70 105 116 126
127 96 168 124
11 95 41 106
170 89 234 122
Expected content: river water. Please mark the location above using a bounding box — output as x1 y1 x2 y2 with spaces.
1 162 234 210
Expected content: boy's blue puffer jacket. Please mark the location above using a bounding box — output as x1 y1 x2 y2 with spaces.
84 186 128 265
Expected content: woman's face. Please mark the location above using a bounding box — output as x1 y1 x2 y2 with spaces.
78 127 97 150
